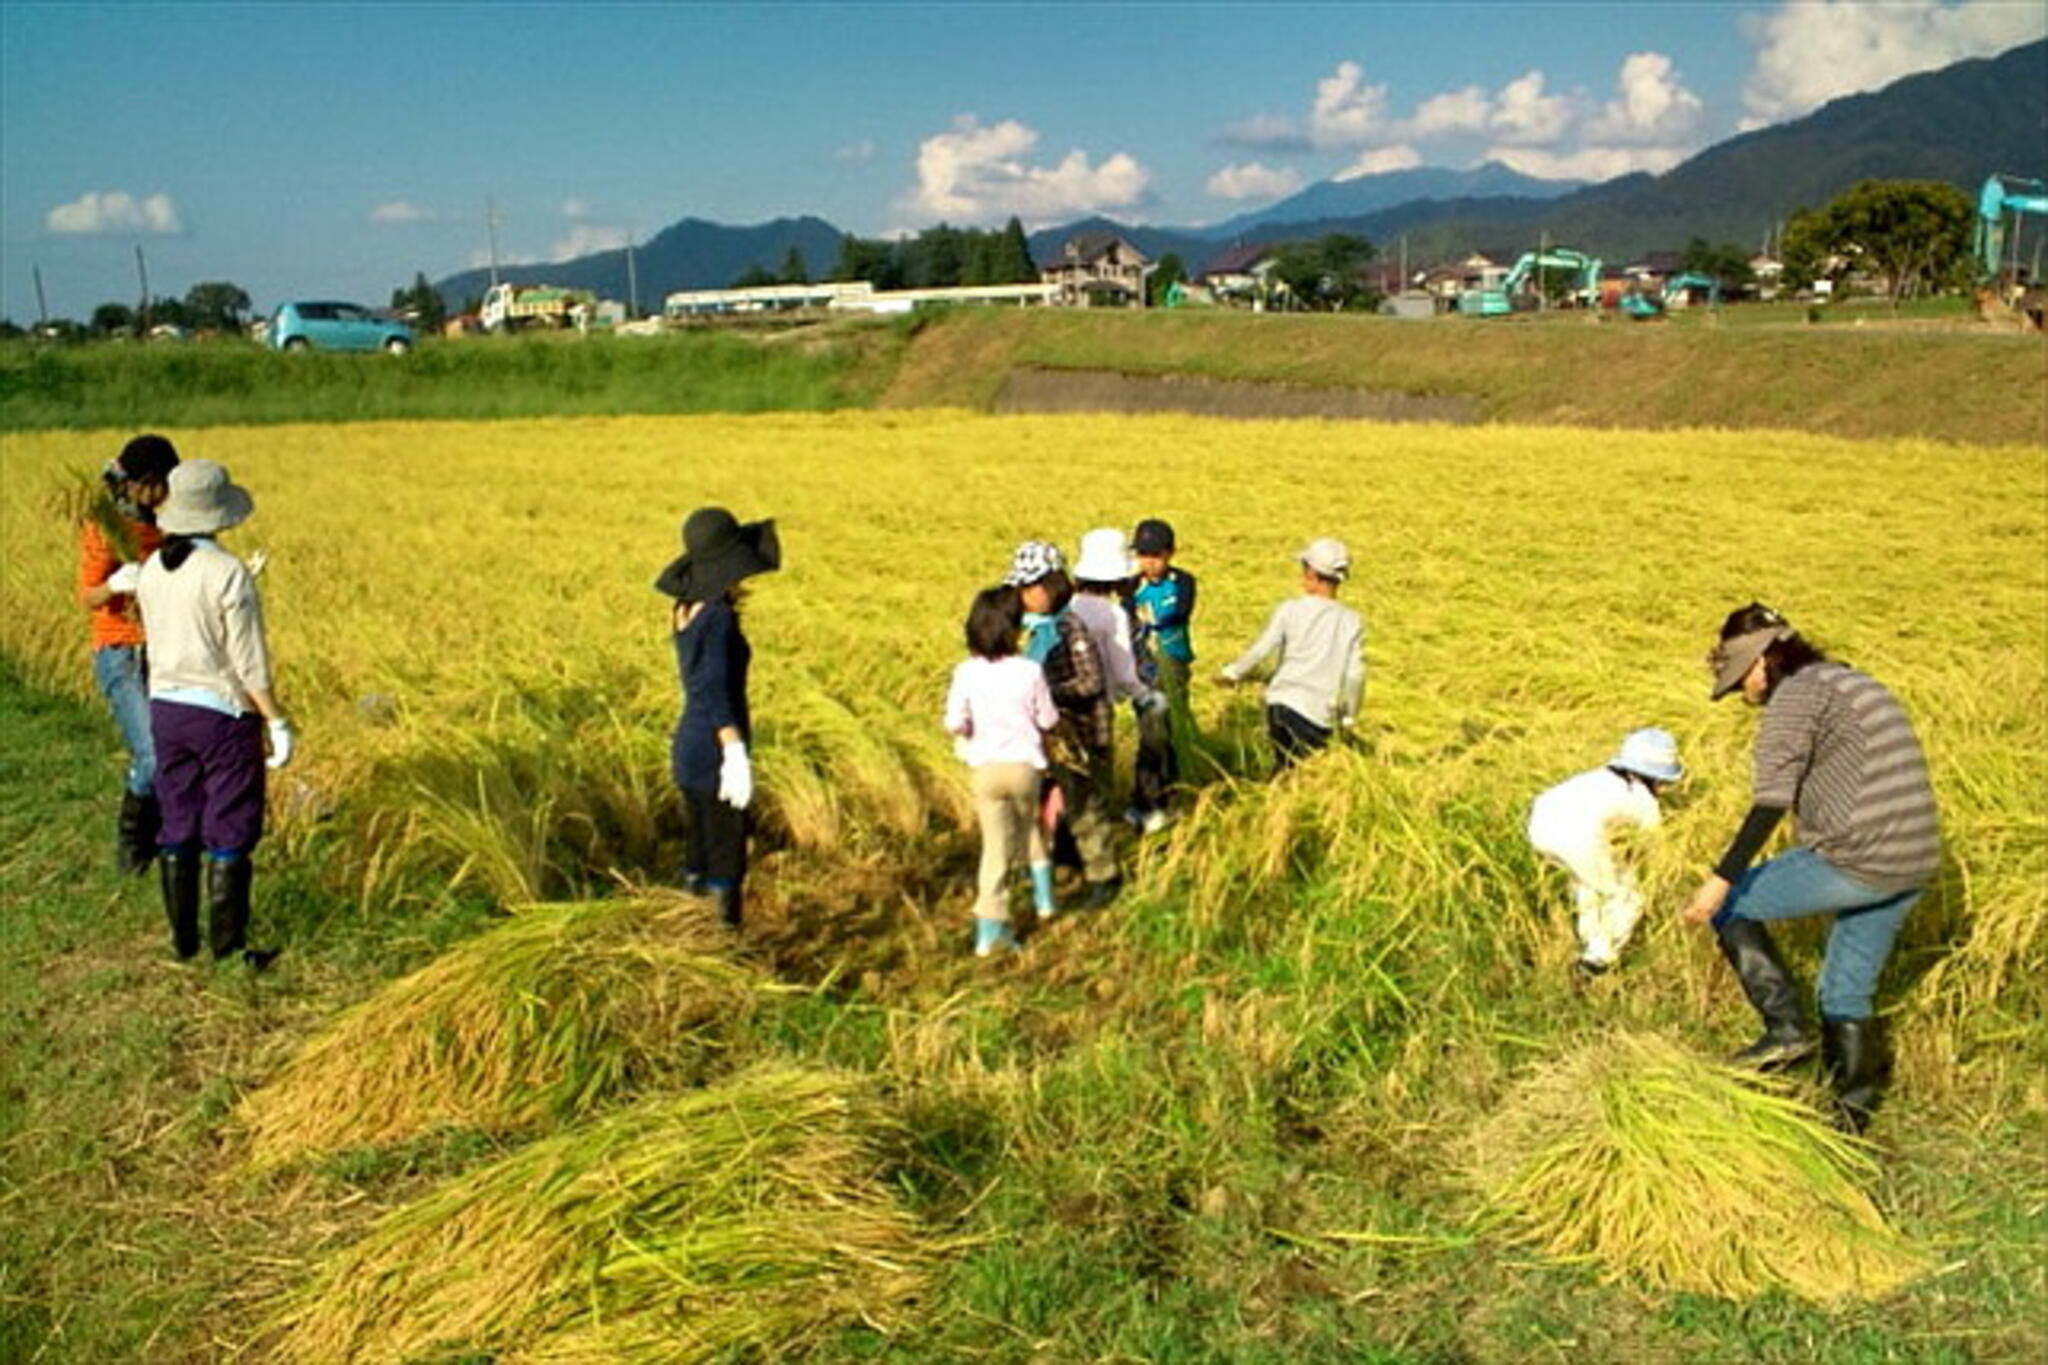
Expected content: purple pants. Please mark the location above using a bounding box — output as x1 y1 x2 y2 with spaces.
151 701 266 853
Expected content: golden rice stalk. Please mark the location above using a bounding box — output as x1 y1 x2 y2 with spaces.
269 1066 933 1364
49 466 139 560
236 893 761 1170
1468 1031 1930 1304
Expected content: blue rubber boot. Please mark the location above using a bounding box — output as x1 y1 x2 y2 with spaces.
973 917 1018 958
1030 862 1056 919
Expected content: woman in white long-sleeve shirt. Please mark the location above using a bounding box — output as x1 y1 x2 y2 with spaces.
135 460 293 966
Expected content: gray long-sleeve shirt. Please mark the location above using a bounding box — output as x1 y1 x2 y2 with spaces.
1220 595 1364 729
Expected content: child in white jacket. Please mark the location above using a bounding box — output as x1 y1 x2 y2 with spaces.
1528 728 1684 973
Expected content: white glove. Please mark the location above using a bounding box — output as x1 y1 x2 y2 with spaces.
246 550 269 579
1134 688 1168 716
265 717 295 770
717 739 753 810
105 562 142 595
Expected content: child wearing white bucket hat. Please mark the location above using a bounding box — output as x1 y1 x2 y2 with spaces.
1527 727 1685 973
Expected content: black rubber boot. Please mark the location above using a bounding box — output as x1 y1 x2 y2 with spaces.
159 846 201 960
1821 1017 1891 1134
1715 918 1818 1069
206 855 254 960
117 791 161 876
712 882 743 930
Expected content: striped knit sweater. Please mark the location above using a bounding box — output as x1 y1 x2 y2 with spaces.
1752 662 1940 892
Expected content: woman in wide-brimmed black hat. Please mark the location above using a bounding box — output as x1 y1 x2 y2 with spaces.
656 506 779 928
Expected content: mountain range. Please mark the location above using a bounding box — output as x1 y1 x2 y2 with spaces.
435 39 2046 304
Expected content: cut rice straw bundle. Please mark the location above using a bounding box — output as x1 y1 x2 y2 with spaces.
1469 1031 1930 1304
237 892 763 1170
269 1066 934 1364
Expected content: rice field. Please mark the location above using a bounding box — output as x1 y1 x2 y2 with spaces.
2 409 2044 1358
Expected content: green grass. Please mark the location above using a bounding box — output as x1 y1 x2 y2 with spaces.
878 306 2048 446
0 325 904 430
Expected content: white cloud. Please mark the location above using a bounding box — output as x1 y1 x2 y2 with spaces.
1486 143 1688 182
561 197 591 220
1334 145 1424 180
1587 52 1704 144
1206 161 1304 201
836 139 877 163
552 223 630 261
1310 60 1392 148
370 201 436 224
45 191 182 235
1741 0 2046 125
1218 112 1310 150
1408 85 1492 137
1489 70 1577 145
906 115 1150 224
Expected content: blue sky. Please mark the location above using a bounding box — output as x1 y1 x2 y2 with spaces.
3 1 2041 320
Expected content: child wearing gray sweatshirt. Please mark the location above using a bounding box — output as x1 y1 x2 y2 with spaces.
1217 537 1365 772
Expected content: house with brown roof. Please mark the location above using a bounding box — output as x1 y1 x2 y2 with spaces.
1042 231 1151 307
1194 242 1286 309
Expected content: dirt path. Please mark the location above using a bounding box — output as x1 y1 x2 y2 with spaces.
992 367 1480 424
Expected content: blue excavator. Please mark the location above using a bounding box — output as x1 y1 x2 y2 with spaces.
1458 248 1601 316
1977 173 2048 328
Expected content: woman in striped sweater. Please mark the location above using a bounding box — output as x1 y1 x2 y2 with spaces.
1681 603 1940 1132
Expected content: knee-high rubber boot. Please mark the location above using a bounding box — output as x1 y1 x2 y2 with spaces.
1821 1017 1890 1134
710 881 742 930
1714 918 1817 1069
160 846 201 960
206 855 254 960
117 791 161 876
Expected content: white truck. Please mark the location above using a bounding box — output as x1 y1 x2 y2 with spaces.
481 282 597 333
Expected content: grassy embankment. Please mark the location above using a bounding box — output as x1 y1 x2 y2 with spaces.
3 413 2043 1361
879 307 2048 446
4 305 2044 445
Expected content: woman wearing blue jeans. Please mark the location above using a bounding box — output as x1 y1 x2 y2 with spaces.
1681 603 1940 1132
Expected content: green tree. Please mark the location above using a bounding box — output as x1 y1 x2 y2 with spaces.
919 224 965 288
390 272 447 333
1150 253 1186 306
730 263 778 288
145 295 193 331
0 318 24 341
1680 238 1757 293
91 302 136 337
995 216 1037 283
778 247 809 284
1787 180 1974 303
183 281 251 332
1271 234 1378 310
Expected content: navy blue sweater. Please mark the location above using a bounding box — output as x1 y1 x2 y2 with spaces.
671 598 752 792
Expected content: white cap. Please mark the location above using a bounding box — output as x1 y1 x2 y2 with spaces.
1299 537 1350 581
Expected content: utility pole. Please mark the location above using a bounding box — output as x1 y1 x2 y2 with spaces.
1399 235 1408 291
626 233 639 319
33 265 48 325
135 245 151 332
486 195 502 289
1537 228 1548 312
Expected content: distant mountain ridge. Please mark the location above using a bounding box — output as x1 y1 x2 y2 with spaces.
433 216 845 314
1205 162 1583 238
439 39 2046 301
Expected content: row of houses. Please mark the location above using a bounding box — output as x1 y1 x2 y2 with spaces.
655 232 1790 320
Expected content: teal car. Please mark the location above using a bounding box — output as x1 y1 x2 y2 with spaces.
269 300 414 353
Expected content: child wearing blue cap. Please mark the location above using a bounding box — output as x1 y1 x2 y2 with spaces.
1527 728 1685 973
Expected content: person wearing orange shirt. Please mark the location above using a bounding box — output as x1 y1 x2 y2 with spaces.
79 434 179 874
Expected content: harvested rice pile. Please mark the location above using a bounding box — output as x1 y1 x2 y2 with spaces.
1469 1031 1930 1304
270 1066 934 1362
238 893 762 1169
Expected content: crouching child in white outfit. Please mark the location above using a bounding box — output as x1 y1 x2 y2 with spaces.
1527 728 1684 973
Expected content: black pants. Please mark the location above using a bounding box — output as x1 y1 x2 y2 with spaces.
1267 704 1330 772
683 788 749 889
